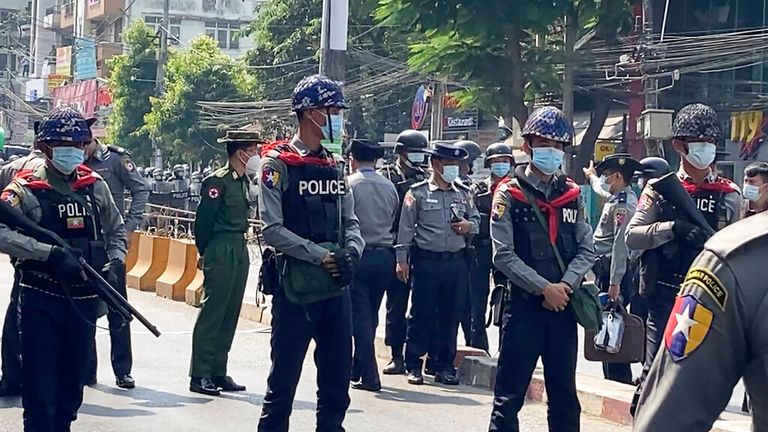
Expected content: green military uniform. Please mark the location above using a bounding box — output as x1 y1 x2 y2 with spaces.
190 163 250 378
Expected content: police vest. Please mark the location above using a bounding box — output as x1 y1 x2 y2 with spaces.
282 156 344 244
473 180 493 242
19 183 107 296
380 163 426 201
506 179 580 287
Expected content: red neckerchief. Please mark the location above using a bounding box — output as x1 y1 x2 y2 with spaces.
15 165 99 190
680 177 737 194
260 140 336 167
500 177 582 245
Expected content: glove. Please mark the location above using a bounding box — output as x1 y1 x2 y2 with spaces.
672 219 709 247
102 259 126 289
331 247 360 287
47 246 85 282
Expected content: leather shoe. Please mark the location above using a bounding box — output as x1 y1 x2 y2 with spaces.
434 370 460 385
424 368 436 377
406 370 424 385
382 357 405 375
116 374 135 389
0 380 21 397
211 375 246 392
351 380 381 392
190 377 221 396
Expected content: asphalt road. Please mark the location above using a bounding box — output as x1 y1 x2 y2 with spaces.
0 254 630 432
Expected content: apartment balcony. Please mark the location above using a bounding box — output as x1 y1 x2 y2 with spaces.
60 2 75 30
96 42 123 78
86 0 125 22
43 7 60 29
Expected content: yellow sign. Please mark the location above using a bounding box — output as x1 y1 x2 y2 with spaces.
730 111 764 143
594 140 616 162
55 46 72 76
47 74 69 92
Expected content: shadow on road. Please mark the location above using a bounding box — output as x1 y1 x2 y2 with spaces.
0 397 21 409
80 403 155 418
373 386 484 406
90 384 214 408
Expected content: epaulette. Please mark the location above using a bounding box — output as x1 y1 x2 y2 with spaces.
455 181 471 191
211 166 229 179
410 179 429 189
107 145 130 156
617 190 628 204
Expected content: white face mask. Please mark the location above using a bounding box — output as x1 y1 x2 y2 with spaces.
685 142 717 169
246 155 261 179
406 152 426 165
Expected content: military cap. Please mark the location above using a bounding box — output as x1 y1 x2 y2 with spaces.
348 138 384 161
424 143 468 161
595 153 642 177
217 130 267 145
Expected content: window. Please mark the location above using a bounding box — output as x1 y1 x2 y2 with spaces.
114 18 123 43
0 53 18 72
204 21 240 49
144 16 181 45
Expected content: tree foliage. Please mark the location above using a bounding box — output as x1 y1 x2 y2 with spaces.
106 21 157 164
143 36 256 167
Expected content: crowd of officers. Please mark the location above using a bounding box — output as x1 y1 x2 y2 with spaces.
0 73 767 432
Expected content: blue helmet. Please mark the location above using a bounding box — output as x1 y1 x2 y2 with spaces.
291 74 348 112
521 106 574 145
36 107 95 144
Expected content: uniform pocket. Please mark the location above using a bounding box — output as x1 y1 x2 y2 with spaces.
529 231 553 260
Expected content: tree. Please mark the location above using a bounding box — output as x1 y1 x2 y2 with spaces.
106 21 158 164
143 36 256 168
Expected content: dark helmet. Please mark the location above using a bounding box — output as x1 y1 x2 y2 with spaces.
521 106 573 145
291 74 348 112
394 129 428 153
484 142 514 167
672 103 722 141
36 107 95 144
637 157 671 179
454 140 481 165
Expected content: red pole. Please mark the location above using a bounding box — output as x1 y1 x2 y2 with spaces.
627 2 646 160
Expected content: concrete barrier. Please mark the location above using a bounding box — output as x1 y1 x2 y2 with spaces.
155 239 198 301
185 269 204 307
126 235 170 292
125 231 140 273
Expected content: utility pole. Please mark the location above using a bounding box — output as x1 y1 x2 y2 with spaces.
429 79 446 143
319 0 349 82
153 0 170 169
562 10 576 120
642 0 662 156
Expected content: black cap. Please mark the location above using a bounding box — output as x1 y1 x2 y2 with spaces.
595 153 641 177
348 139 384 161
424 143 468 161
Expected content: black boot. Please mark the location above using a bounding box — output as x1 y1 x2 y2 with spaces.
382 356 405 375
190 377 221 396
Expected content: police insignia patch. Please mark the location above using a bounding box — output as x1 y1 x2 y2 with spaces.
1 191 19 207
403 193 415 209
123 160 135 172
491 203 506 221
262 166 280 189
208 187 220 199
664 295 713 362
614 208 627 226
638 192 654 211
682 267 728 311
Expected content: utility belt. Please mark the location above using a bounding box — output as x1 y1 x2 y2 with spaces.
473 237 492 247
17 270 99 299
411 246 466 261
365 245 394 253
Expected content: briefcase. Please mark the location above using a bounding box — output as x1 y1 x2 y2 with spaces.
584 303 645 364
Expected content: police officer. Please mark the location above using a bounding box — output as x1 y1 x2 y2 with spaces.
378 129 429 375
257 75 364 431
396 143 480 386
743 161 768 217
465 142 514 351
626 103 742 413
84 138 149 235
0 107 126 431
584 153 641 385
455 140 481 184
347 139 399 392
633 213 768 431
189 130 263 396
0 148 45 396
489 106 595 431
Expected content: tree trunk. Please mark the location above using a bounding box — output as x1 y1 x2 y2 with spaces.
505 26 529 127
571 96 611 182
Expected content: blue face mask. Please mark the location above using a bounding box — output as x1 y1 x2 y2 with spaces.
531 147 564 175
743 184 761 202
51 146 84 175
440 164 459 183
490 162 511 178
317 113 343 141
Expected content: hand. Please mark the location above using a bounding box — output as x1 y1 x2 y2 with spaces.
48 246 85 281
321 252 339 277
102 259 126 288
607 283 620 301
333 247 360 286
673 219 710 247
582 160 597 178
396 262 410 283
541 282 572 311
451 219 472 235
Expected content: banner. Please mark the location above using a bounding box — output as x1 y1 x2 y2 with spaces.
55 46 72 76
52 79 98 117
74 38 97 80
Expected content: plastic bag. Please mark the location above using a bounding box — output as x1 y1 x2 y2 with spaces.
593 308 625 354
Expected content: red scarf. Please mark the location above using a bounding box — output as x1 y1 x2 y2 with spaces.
501 178 582 245
16 165 99 190
681 177 737 194
260 140 336 167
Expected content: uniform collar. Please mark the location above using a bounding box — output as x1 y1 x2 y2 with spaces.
677 166 716 183
92 144 109 162
609 185 632 202
427 175 458 192
522 164 554 192
290 135 328 157
225 162 243 180
357 166 375 173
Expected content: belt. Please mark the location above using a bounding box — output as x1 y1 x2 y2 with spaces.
474 238 491 246
365 245 394 252
412 247 465 261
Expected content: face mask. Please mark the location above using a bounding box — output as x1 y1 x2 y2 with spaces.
531 147 564 175
312 112 343 141
638 178 646 189
406 152 425 165
685 142 717 169
743 184 761 202
490 162 511 178
51 146 84 175
440 164 459 183
245 154 261 179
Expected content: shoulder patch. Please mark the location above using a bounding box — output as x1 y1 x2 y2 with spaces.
681 267 728 312
614 207 628 227
123 159 136 172
403 191 415 209
261 165 280 189
207 186 221 199
1 190 20 207
664 295 713 362
637 190 656 211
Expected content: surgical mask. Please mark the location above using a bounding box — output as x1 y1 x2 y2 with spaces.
638 178 646 190
531 147 564 175
490 162 511 178
440 164 459 183
51 147 84 175
406 152 426 165
743 184 761 202
685 142 717 169
245 154 261 180
313 113 343 141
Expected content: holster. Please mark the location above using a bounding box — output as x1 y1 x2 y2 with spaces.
465 245 478 269
258 247 279 295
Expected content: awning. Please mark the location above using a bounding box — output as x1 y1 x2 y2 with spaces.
573 112 625 147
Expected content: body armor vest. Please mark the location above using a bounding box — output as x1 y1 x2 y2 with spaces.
474 180 493 241
282 158 344 244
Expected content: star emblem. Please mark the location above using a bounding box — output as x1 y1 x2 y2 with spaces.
672 304 699 341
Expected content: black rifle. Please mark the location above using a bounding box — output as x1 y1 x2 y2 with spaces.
0 199 161 337
649 172 717 237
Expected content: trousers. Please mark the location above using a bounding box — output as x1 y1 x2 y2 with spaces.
384 278 409 358
258 290 352 432
1 272 22 387
461 243 491 351
86 268 132 380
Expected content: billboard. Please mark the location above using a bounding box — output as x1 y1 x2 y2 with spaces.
75 38 97 80
52 79 98 117
55 46 72 76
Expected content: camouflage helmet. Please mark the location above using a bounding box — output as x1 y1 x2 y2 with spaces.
291 74 348 112
36 107 96 144
672 103 722 141
521 106 574 145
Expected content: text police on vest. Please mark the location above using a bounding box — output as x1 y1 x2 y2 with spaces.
58 202 88 218
298 180 347 196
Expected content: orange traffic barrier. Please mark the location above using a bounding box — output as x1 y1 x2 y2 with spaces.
185 268 204 307
156 239 198 301
126 235 170 292
125 231 140 273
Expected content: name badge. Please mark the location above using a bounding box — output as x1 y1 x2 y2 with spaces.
426 198 439 203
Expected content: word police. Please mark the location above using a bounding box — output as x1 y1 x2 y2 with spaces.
58 202 88 218
298 179 347 196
